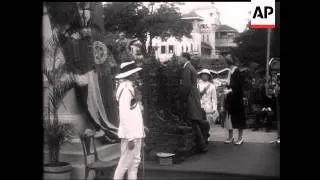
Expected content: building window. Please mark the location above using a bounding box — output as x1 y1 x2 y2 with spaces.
191 44 193 52
169 45 174 54
207 35 209 42
161 46 166 54
227 32 235 39
155 44 158 53
220 32 227 39
186 46 188 52
210 13 213 17
202 34 204 41
201 24 209 29
181 46 184 52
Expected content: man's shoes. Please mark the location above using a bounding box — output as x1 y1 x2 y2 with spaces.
224 137 234 144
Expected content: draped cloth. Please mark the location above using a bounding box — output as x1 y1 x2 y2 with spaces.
87 70 118 138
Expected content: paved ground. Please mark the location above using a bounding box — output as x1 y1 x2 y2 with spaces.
95 125 280 180
144 141 280 179
209 124 278 143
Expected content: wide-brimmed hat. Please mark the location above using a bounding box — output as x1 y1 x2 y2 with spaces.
209 70 218 79
115 61 142 79
198 69 213 79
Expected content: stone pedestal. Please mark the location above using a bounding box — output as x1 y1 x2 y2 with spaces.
145 125 197 164
141 59 198 164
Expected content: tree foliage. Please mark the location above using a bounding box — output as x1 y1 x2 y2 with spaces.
103 2 193 57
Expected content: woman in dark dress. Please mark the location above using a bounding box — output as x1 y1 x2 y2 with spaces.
224 55 246 145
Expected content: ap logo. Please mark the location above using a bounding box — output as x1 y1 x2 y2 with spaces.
251 0 275 28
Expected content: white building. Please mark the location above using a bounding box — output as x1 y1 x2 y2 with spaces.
146 5 222 62
215 25 239 56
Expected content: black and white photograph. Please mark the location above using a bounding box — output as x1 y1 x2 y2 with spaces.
43 2 280 180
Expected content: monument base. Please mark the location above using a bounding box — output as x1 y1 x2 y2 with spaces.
145 125 197 164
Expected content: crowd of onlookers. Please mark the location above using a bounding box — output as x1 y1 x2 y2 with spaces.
196 55 280 145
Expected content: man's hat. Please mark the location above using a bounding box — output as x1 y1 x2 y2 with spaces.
198 69 213 79
115 61 142 79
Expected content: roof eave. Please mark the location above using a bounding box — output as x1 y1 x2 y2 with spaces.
181 17 204 20
216 30 238 33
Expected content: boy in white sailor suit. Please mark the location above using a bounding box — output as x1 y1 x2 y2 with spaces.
114 61 145 180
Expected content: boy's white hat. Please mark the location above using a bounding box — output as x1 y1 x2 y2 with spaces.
115 61 142 79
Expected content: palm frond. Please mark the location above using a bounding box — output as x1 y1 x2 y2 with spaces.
48 75 76 114
44 72 76 164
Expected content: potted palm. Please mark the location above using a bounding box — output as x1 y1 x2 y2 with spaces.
43 2 119 179
43 67 75 180
43 8 77 178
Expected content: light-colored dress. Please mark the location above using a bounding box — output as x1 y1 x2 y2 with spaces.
198 79 219 124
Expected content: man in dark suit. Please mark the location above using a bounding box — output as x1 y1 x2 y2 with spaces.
179 53 210 153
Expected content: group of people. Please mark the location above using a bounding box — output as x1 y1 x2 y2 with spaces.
177 52 246 155
195 54 246 147
250 75 277 132
112 52 279 179
197 55 280 146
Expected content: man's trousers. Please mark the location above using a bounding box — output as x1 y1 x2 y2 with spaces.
192 120 210 152
114 138 142 180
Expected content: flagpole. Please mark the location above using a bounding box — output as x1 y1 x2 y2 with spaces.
266 28 271 96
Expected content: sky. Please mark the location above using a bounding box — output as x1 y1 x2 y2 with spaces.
179 2 251 33
102 2 251 33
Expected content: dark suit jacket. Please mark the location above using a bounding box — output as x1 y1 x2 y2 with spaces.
180 62 203 121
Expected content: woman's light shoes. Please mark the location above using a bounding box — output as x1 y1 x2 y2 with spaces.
234 138 244 145
224 137 234 144
270 139 280 144
224 137 244 145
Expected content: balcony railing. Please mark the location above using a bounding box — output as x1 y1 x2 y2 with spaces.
216 38 237 47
